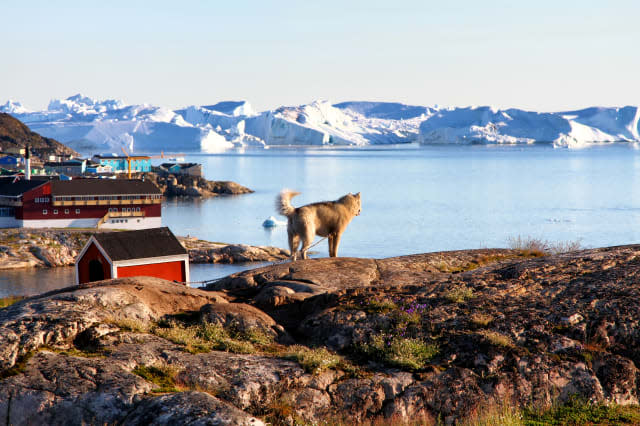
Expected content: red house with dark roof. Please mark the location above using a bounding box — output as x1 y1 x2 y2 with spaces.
75 227 189 284
0 177 162 229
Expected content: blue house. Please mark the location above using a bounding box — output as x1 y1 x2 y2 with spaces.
0 156 22 167
92 154 151 173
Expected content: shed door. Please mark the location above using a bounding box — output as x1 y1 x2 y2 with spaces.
89 259 105 281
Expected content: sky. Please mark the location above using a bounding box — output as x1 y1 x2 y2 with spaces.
2 0 639 112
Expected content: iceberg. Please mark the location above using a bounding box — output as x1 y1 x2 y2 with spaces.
4 94 640 152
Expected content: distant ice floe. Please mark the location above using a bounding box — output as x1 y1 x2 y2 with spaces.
262 216 286 228
2 94 640 153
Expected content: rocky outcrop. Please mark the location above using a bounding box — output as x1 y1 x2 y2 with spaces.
141 172 253 198
0 229 288 269
3 246 640 424
180 237 289 264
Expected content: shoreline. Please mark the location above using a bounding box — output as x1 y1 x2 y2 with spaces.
0 228 289 270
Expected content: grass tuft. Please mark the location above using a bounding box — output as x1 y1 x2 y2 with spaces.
107 317 150 333
283 346 345 375
445 285 474 303
507 235 582 256
478 330 514 348
358 334 438 371
133 364 182 393
470 312 494 328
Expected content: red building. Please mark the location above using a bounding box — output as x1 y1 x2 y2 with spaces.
0 177 162 229
75 227 189 284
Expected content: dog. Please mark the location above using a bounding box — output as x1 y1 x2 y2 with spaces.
276 190 361 261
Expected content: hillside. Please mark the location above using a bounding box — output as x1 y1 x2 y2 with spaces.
0 113 77 156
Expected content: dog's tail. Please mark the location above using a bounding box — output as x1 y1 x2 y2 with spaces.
276 189 300 217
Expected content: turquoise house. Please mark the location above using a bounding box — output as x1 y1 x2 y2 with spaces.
92 154 151 173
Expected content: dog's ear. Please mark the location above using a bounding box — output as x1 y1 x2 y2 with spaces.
355 192 361 198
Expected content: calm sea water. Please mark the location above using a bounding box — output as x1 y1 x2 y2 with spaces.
164 143 640 258
4 143 640 297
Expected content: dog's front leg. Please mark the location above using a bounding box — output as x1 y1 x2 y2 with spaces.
331 232 342 257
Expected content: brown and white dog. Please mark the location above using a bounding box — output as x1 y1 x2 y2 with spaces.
276 190 361 261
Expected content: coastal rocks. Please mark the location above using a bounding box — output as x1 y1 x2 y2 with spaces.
142 172 253 198
5 246 640 423
179 238 289 264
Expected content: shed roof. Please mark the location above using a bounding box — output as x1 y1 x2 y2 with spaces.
50 179 161 196
92 227 186 261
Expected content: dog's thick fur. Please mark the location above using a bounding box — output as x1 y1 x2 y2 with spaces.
276 190 361 261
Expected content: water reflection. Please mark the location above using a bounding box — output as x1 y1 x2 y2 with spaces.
0 262 270 298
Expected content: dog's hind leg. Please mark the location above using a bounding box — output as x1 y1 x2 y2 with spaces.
289 233 300 261
300 228 315 260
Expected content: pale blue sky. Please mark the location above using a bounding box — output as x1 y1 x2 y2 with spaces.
2 1 639 111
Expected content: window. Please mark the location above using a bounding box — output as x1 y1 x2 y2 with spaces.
53 210 58 215
43 209 47 215
75 209 80 214
136 207 140 212
64 209 69 214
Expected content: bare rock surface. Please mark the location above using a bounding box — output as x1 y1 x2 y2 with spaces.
3 246 640 424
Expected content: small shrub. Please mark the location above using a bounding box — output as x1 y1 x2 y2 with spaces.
445 285 474 303
284 346 344 375
133 364 182 393
0 296 25 309
470 312 494 328
479 330 514 348
359 334 438 371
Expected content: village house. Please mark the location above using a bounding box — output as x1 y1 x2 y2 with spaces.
93 153 152 173
159 162 202 177
0 155 22 168
44 159 87 176
75 227 189 284
0 176 162 229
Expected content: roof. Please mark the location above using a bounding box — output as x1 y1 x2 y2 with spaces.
160 163 200 169
50 179 161 196
94 154 151 159
92 227 187 261
44 161 85 167
0 177 47 196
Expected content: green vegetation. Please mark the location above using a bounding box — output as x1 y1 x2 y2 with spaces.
0 295 25 309
284 346 345 375
522 396 640 425
358 334 438 371
445 285 474 303
153 320 273 354
133 364 182 393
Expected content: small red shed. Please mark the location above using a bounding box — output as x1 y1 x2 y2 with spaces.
75 227 190 284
